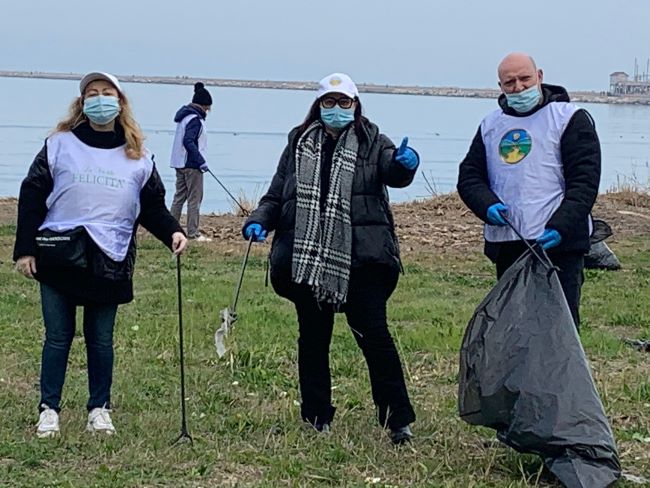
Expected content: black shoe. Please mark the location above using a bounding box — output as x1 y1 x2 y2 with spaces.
390 425 413 445
314 421 331 433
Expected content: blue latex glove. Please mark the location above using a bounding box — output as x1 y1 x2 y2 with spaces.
394 137 419 170
243 222 268 242
199 163 209 173
486 203 508 226
537 228 562 250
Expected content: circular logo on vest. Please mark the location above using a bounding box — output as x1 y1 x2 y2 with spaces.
499 129 532 164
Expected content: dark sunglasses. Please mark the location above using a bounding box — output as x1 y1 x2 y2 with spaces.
320 96 355 109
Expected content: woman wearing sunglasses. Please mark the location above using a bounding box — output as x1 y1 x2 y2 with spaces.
242 73 419 444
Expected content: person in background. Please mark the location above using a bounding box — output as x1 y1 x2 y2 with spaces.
457 52 601 329
13 72 187 438
242 73 419 445
170 82 213 241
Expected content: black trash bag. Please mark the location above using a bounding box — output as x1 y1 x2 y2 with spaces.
590 219 614 243
586 242 621 270
585 220 621 270
458 250 621 488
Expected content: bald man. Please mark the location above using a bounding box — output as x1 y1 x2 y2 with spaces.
457 53 601 329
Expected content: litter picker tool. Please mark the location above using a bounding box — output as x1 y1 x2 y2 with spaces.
172 254 193 445
499 211 553 270
206 169 250 216
215 236 254 357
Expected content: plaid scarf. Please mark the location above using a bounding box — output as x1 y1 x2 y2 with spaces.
292 121 358 307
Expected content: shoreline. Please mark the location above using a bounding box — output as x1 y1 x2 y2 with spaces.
2 70 649 106
1 192 648 255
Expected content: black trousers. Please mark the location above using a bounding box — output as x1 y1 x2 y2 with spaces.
494 242 585 329
292 265 415 429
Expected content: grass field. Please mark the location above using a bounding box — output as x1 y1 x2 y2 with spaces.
0 223 648 487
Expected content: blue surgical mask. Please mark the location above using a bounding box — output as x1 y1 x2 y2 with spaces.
83 95 120 125
505 85 542 113
320 106 354 129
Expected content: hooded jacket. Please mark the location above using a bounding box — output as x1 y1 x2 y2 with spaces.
457 83 601 258
172 104 207 169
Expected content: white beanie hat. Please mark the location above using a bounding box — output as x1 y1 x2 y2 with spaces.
317 73 359 99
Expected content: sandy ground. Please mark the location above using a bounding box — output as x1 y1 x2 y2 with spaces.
2 191 649 254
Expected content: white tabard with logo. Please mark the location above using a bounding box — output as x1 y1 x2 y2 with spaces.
40 131 154 262
481 102 579 242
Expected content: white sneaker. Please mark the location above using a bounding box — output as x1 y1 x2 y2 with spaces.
191 234 212 242
36 404 60 438
86 406 116 435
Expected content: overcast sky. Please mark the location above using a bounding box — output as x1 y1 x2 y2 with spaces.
2 0 649 91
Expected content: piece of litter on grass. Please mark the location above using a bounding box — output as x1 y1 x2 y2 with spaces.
216 308 237 358
622 472 650 484
293 400 300 407
364 477 381 484
131 325 139 331
231 381 239 386
215 326 227 357
623 338 650 352
632 433 650 443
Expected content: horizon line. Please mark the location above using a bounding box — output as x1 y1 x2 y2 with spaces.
2 70 649 105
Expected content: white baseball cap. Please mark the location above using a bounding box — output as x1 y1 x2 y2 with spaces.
79 72 122 95
317 72 359 99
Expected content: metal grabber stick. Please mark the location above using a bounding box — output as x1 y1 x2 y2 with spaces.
499 211 554 271
215 235 254 357
206 169 250 216
173 254 193 445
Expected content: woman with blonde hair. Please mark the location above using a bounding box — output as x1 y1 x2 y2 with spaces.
13 72 187 438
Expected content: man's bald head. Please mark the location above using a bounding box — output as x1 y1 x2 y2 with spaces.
497 52 543 94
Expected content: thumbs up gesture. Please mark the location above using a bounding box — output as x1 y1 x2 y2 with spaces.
394 137 419 170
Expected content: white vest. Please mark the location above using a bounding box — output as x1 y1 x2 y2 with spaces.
170 114 207 168
481 102 579 242
41 132 154 262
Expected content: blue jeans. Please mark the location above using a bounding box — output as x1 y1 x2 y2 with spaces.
39 284 118 412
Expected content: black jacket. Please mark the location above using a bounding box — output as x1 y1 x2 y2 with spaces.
13 122 184 304
457 84 601 258
244 120 417 299
174 104 207 169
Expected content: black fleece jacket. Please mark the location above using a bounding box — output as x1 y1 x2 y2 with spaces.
456 84 601 257
13 122 183 304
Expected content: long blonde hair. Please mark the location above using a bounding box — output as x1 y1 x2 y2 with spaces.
54 92 145 160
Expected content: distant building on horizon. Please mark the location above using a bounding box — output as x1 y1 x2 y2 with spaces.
609 63 650 96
